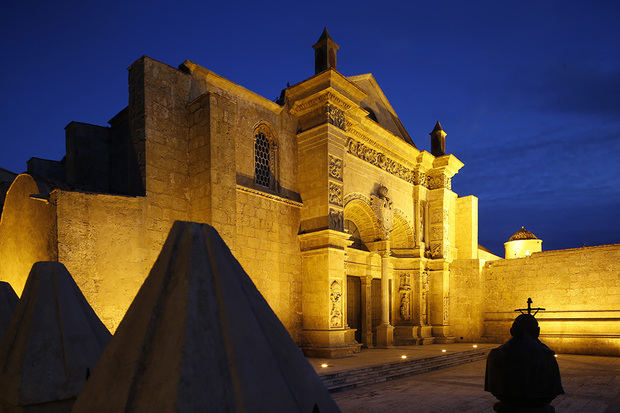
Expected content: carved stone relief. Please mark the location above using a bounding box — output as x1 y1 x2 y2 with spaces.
431 243 442 259
328 182 343 206
428 174 452 190
330 280 343 328
326 103 346 131
328 208 344 231
370 185 394 239
399 272 411 288
421 269 429 325
443 296 450 323
346 138 428 187
400 291 411 321
328 155 343 181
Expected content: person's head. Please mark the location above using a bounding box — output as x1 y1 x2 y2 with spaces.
510 314 540 339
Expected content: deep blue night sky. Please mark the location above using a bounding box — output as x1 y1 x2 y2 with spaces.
1 1 618 255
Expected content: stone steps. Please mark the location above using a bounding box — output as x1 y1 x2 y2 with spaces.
320 348 490 392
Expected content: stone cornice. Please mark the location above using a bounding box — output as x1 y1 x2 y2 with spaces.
182 60 283 114
289 90 357 117
430 154 464 178
235 184 303 208
286 69 367 106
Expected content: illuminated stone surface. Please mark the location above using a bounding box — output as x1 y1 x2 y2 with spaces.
0 30 617 357
0 281 18 341
72 221 339 413
0 262 111 411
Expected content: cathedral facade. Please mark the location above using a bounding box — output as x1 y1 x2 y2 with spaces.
0 30 617 357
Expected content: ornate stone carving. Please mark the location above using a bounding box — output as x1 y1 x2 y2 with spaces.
328 208 344 231
419 200 426 244
343 192 370 206
431 243 442 259
413 170 427 187
289 91 352 116
421 269 429 325
328 155 343 181
328 182 343 206
400 291 411 321
443 296 450 323
399 272 411 287
370 185 394 239
330 280 343 328
346 138 427 187
327 103 346 131
428 174 451 190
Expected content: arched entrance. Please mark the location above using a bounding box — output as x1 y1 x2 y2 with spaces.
343 196 382 348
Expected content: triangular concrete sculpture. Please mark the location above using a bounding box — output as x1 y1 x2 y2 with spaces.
0 262 111 411
73 221 340 413
0 281 18 341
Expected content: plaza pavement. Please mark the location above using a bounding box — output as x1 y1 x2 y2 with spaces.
332 353 620 412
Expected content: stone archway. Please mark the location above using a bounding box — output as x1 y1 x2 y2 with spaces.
343 194 383 347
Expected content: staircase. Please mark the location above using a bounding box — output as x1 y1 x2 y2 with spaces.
320 348 490 392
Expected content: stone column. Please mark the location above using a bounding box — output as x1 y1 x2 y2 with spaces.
368 240 394 348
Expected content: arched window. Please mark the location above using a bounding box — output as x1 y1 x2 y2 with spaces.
253 123 278 191
254 132 270 187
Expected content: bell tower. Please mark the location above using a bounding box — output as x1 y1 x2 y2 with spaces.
313 27 339 74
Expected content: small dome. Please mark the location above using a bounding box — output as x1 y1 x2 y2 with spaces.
509 226 539 242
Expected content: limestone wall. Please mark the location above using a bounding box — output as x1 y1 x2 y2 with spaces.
54 190 153 332
234 191 302 340
482 244 620 356
0 174 57 296
448 259 484 342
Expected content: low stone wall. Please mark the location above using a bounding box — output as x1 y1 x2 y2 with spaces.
481 244 620 356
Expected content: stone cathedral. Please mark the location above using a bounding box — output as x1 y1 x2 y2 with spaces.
0 29 618 357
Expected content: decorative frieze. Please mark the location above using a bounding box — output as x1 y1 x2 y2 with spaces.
330 280 343 328
289 91 353 116
346 138 429 187
328 155 343 181
428 174 452 190
328 182 343 206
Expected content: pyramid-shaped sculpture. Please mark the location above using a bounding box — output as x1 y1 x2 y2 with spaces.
0 281 18 341
0 262 111 410
73 221 340 413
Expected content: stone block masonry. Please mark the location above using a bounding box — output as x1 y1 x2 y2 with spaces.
482 244 620 355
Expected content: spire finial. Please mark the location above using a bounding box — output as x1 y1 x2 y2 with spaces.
313 28 339 74
430 121 447 157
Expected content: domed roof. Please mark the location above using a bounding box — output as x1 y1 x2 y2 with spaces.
509 226 539 241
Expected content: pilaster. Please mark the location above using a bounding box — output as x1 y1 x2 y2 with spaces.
291 73 366 357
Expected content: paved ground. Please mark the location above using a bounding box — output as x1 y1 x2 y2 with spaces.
308 343 495 374
332 354 620 413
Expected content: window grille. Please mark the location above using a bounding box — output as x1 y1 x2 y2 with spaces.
254 132 270 187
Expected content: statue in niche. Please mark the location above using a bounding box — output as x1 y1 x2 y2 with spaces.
400 291 411 321
329 280 343 328
370 185 394 239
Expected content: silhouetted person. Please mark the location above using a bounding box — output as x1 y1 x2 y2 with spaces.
485 314 564 412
